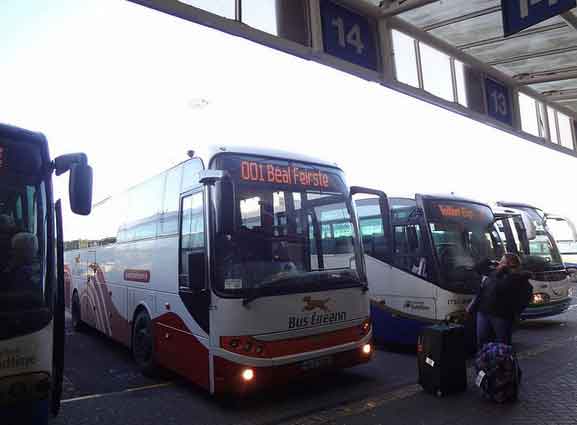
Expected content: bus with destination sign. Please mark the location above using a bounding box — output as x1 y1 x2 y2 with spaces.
356 194 503 346
63 146 387 394
496 202 572 318
0 123 92 424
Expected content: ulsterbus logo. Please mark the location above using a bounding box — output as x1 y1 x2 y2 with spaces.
288 297 347 329
0 348 36 371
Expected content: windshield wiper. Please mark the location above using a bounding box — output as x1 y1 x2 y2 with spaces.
242 274 307 307
242 271 362 307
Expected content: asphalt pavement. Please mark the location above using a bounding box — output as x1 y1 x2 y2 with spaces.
53 298 577 425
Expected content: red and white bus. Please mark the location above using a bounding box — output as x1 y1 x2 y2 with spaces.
64 146 386 394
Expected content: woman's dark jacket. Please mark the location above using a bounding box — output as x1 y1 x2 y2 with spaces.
477 268 533 320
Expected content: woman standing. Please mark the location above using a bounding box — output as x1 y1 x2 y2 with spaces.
476 253 533 347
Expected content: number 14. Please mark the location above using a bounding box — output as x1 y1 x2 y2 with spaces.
331 17 365 54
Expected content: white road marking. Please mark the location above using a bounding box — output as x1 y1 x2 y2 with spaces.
61 382 173 404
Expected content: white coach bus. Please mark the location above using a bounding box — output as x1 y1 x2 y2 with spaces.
495 202 572 318
64 146 386 394
355 194 502 346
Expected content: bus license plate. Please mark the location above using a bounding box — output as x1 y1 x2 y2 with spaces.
300 356 333 371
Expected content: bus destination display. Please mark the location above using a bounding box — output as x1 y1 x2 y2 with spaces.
437 204 479 221
240 160 332 190
426 201 493 224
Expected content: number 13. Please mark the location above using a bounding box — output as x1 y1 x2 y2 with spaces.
490 90 508 116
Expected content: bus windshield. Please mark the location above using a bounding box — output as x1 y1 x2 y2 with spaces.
213 155 362 297
425 200 502 290
528 233 563 266
0 142 47 312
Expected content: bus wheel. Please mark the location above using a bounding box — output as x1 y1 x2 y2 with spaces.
132 310 158 376
71 293 85 332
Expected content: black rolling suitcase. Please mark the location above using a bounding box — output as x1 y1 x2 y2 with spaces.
417 323 467 397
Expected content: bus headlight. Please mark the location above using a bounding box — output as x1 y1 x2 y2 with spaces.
241 368 255 382
362 343 372 355
445 310 466 324
532 293 550 305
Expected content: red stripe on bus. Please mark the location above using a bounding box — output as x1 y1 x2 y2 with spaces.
153 312 210 391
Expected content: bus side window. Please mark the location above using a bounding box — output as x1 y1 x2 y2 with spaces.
179 192 205 290
160 166 183 236
359 217 386 261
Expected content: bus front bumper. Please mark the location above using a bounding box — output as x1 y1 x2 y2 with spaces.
213 337 373 394
521 298 572 319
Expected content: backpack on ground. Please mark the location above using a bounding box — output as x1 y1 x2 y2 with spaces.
474 342 521 403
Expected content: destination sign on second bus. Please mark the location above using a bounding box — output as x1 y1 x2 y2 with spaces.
438 204 480 220
240 160 331 189
426 201 493 225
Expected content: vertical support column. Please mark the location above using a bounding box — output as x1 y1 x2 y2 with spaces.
540 103 553 143
511 89 522 132
414 40 424 90
308 0 324 53
571 119 577 152
450 58 458 104
235 0 242 22
554 109 561 145
535 99 544 138
379 18 395 82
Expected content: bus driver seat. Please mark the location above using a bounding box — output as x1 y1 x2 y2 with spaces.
6 232 40 292
0 214 17 270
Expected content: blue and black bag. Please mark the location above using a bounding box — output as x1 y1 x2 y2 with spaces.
474 342 521 403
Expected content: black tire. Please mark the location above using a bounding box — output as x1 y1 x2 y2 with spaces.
71 292 85 332
132 310 158 376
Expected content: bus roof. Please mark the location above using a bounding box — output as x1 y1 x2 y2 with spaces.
417 193 491 208
491 205 524 219
201 145 341 169
496 201 543 213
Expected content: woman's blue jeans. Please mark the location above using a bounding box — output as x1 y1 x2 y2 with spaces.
476 311 513 347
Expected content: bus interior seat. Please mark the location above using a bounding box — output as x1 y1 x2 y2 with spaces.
11 232 39 266
0 214 17 269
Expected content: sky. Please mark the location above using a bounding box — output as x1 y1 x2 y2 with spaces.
2 0 577 240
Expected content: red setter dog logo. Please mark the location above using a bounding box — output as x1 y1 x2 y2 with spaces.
302 296 331 312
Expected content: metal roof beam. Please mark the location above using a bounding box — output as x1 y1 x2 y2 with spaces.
459 22 567 50
561 10 577 30
421 6 501 31
543 89 577 101
515 66 577 85
378 0 440 17
487 45 577 66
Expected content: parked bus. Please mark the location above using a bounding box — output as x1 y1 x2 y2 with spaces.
356 194 502 345
63 146 386 394
541 213 577 279
496 202 572 318
0 123 92 423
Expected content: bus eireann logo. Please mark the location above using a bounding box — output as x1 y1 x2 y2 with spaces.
302 296 330 312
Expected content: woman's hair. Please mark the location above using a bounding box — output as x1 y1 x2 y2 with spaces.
503 253 521 269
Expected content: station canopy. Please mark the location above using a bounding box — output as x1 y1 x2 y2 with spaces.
128 0 577 155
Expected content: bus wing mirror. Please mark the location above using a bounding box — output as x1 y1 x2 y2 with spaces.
54 153 93 215
350 186 389 217
199 170 226 185
69 163 93 216
350 186 391 258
